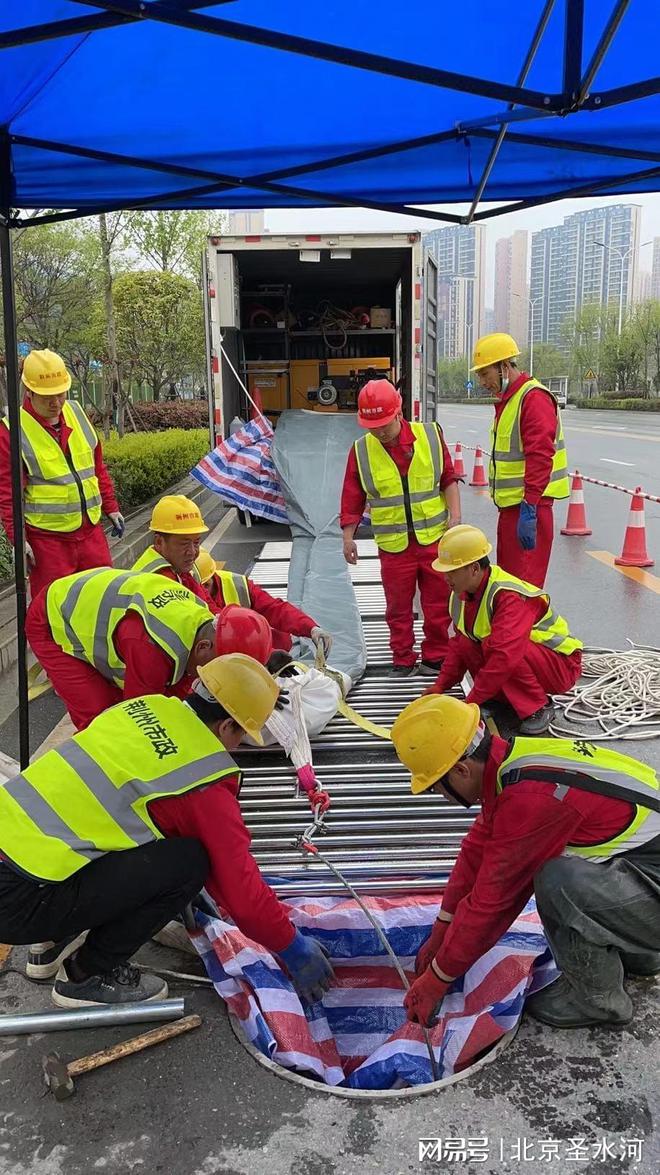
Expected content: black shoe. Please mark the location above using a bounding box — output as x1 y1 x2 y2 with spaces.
525 976 632 1028
621 951 660 978
518 702 555 736
418 659 443 677
26 933 88 981
52 963 168 1008
389 664 418 678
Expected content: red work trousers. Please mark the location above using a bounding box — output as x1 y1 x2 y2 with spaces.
379 536 451 667
460 633 582 720
25 590 121 730
496 502 554 589
27 522 113 600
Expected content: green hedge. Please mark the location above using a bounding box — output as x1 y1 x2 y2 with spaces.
0 529 11 582
103 428 210 510
575 398 660 411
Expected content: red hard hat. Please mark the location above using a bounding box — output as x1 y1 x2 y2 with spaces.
214 605 273 665
357 379 401 428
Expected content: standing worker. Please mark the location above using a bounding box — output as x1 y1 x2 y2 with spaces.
392 695 660 1030
340 379 461 677
131 494 213 602
0 655 333 1009
0 349 124 596
425 525 582 734
25 568 272 730
194 545 332 660
470 334 569 587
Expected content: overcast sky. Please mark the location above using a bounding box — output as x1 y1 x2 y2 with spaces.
266 193 660 306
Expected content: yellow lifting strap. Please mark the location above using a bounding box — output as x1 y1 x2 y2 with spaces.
308 647 392 741
27 663 53 702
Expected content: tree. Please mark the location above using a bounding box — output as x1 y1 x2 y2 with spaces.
519 343 566 383
111 270 205 401
122 210 219 280
631 301 660 396
437 358 470 398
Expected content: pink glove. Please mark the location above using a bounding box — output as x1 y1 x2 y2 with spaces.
404 969 450 1027
415 917 450 976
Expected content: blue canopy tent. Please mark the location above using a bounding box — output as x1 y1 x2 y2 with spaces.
1 0 659 763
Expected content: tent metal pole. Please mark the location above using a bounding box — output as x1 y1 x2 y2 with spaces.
465 0 556 223
471 161 660 220
0 1 235 50
578 0 631 103
470 127 660 165
584 75 660 111
0 143 30 768
562 0 584 104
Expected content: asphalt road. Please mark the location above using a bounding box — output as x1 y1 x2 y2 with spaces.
0 420 659 1174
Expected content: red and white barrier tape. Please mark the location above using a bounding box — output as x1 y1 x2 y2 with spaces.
573 472 660 505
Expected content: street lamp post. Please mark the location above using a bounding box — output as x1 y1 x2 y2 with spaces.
595 239 653 335
513 293 542 375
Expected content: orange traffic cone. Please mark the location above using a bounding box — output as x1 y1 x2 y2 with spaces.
615 489 654 568
453 442 465 478
470 445 488 487
561 473 592 536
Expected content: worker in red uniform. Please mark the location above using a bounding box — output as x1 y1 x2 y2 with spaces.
0 655 333 1009
340 379 461 677
194 545 332 660
424 525 582 735
392 695 660 1030
25 567 272 730
470 333 569 588
0 349 123 597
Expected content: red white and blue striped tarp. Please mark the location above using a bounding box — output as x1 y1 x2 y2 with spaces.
192 894 557 1090
191 418 289 525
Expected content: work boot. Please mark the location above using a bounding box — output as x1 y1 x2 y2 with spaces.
418 659 443 676
52 962 168 1008
525 975 633 1028
621 950 660 978
26 932 88 982
518 702 555 736
390 664 418 678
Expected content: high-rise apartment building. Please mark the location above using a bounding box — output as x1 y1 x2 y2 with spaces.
494 231 529 346
530 204 641 348
651 238 660 301
423 226 486 359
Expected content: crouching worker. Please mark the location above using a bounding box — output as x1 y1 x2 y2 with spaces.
391 695 660 1030
0 654 334 1009
425 525 582 735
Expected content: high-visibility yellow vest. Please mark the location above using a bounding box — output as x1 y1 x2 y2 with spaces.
132 545 204 585
214 569 251 607
488 379 569 507
3 401 102 531
449 564 582 657
497 737 660 861
0 695 237 882
354 422 448 553
46 568 213 688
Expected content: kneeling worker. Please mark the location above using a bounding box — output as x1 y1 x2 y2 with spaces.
26 567 273 729
392 695 660 1030
0 655 333 1008
425 525 582 734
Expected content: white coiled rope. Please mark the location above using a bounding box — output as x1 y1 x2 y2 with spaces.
550 643 660 741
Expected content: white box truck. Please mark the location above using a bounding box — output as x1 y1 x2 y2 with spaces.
202 231 438 442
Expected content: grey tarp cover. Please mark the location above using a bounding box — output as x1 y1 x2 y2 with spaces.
272 411 367 684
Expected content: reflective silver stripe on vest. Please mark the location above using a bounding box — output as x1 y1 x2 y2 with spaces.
58 568 113 660
354 437 378 498
67 401 99 451
502 752 660 808
371 521 409 535
137 555 171 575
413 509 448 534
27 465 96 487
421 422 442 484
449 593 462 627
3 773 97 861
24 494 102 515
17 426 41 478
223 573 251 608
90 572 136 677
54 742 237 843
128 591 202 683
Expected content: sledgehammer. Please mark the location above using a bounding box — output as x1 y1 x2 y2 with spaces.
42 1014 201 1100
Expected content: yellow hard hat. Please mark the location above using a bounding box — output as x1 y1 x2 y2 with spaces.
22 349 71 395
432 525 493 573
197 652 279 746
391 695 481 795
149 495 209 535
470 332 520 372
194 547 217 584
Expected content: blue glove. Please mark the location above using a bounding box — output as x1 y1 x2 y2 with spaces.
517 501 537 550
108 511 125 538
277 929 334 1004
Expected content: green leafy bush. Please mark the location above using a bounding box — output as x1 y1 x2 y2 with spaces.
575 398 660 411
0 529 11 582
103 428 210 510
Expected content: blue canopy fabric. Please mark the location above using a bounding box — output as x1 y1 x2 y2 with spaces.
1 1 659 225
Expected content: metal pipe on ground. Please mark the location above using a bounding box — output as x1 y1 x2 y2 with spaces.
0 999 187 1036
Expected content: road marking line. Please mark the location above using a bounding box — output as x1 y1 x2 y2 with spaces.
588 550 660 594
600 458 635 466
564 424 660 443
